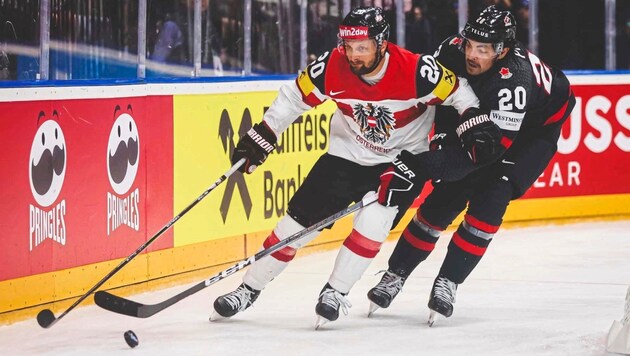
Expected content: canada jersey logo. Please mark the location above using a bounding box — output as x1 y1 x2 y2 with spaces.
352 103 395 144
450 37 463 46
500 67 513 79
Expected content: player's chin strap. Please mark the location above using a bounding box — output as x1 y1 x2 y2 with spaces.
367 42 387 73
493 41 505 59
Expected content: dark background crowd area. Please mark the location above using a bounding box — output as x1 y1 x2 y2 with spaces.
1 0 630 81
398 0 630 71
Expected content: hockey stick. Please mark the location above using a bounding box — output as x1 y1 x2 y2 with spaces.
36 159 245 328
94 193 378 319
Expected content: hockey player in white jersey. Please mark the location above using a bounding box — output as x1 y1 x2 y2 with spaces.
211 6 498 328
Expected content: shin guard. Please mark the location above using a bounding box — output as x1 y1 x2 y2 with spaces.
328 200 397 293
439 214 499 284
244 215 319 290
387 209 444 278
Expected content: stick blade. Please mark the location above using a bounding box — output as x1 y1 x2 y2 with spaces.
94 291 144 318
36 309 56 328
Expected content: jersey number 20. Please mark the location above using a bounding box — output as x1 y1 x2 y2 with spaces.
498 86 526 111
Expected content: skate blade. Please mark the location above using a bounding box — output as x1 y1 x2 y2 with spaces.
368 302 380 318
428 310 440 327
209 311 227 322
315 316 330 330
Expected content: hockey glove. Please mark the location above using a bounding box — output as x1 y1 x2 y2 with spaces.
429 132 461 151
378 150 425 207
456 108 503 165
232 122 277 174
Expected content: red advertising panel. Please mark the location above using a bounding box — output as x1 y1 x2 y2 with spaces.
0 97 173 281
523 84 630 198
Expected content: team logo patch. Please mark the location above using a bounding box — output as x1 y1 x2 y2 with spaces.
499 67 513 79
352 103 395 144
450 37 462 46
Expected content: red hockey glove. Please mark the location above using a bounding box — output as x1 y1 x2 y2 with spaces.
232 122 277 174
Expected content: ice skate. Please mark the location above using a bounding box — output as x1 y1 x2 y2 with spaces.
314 283 352 329
427 275 457 327
367 270 406 317
427 309 441 327
210 283 260 321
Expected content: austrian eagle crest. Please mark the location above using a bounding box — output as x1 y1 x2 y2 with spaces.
353 103 395 144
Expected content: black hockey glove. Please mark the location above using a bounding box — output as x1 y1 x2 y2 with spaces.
378 150 425 207
232 122 277 174
456 108 504 165
430 133 448 151
429 132 461 151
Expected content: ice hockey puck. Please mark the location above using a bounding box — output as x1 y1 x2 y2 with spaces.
124 330 139 348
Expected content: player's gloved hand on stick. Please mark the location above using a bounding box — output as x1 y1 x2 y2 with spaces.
378 150 424 207
456 108 503 165
232 122 277 174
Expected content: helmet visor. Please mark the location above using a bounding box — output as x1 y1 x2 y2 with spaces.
462 38 502 59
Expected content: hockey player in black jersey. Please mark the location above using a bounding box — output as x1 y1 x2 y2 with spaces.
368 5 576 325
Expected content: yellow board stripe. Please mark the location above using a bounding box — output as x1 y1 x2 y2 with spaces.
2 194 630 324
505 194 630 221
432 63 456 101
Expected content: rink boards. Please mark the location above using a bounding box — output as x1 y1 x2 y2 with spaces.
0 74 629 323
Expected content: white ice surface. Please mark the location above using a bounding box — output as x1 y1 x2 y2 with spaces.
2 220 629 356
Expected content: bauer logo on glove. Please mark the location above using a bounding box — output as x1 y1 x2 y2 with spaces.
378 150 426 207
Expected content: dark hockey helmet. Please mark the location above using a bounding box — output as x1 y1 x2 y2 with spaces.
461 5 516 54
338 6 390 48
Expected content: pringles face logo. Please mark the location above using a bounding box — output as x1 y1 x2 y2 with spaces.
107 106 139 195
30 113 66 207
29 111 67 251
106 105 140 235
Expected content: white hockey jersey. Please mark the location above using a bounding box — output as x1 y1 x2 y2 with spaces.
262 43 479 165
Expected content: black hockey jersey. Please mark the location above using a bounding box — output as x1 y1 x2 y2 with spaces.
434 35 574 151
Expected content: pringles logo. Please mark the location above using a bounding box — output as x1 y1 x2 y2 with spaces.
106 105 140 235
29 111 67 251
